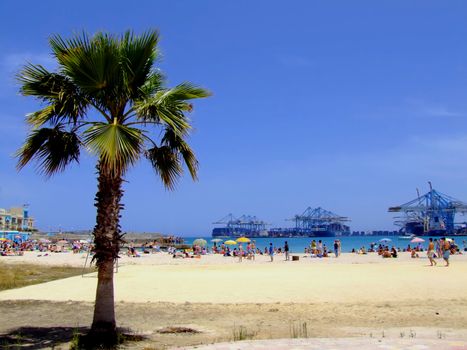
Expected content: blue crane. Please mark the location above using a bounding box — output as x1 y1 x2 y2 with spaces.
388 183 467 235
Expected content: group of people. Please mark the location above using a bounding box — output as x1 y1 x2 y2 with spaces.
426 237 457 267
349 237 463 267
210 239 344 261
0 238 92 256
304 239 342 258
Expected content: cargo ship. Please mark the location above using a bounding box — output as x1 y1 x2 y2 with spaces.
212 207 351 238
389 184 467 236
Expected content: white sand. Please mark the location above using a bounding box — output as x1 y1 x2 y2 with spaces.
0 251 466 304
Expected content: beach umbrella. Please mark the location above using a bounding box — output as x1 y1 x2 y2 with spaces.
56 239 68 245
193 238 207 247
224 240 237 245
445 238 453 242
379 238 392 243
410 237 425 243
236 237 251 243
211 238 223 243
0 238 8 241
39 238 51 243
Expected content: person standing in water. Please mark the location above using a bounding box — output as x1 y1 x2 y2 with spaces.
427 238 437 266
284 241 290 261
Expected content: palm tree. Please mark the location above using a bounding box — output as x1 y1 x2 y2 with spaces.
16 30 210 343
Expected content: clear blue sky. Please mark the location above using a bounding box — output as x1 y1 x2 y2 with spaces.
1 0 467 235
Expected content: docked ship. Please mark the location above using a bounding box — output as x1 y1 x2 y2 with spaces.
279 206 350 237
389 183 467 236
211 214 269 238
212 207 351 238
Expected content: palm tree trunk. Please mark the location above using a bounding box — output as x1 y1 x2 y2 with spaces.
89 164 124 343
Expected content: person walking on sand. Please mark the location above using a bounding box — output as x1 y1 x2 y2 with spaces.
435 239 442 259
427 238 437 266
442 237 451 267
284 241 290 261
269 243 274 262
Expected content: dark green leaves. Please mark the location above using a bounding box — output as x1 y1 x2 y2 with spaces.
16 126 80 176
120 30 159 99
145 127 199 190
134 82 211 135
17 29 209 188
161 128 198 180
145 146 183 190
18 64 88 127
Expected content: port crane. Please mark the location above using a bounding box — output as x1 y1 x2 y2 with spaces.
388 182 467 235
212 214 269 236
288 207 350 235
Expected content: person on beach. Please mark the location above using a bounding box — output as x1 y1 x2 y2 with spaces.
334 240 339 257
427 238 437 266
317 240 323 255
269 243 274 262
284 241 290 261
442 238 451 267
311 240 317 254
435 239 442 259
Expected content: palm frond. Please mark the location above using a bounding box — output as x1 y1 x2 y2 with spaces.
120 30 159 98
137 70 165 98
18 64 87 127
83 122 143 174
145 145 183 190
134 83 211 134
16 126 81 176
161 128 198 180
50 32 122 101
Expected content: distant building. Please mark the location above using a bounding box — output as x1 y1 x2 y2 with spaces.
0 206 35 231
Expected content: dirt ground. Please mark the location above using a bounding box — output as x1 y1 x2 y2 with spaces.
0 299 466 349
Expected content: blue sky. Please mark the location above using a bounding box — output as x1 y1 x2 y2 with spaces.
1 0 467 235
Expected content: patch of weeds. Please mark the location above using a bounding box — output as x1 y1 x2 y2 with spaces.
69 328 82 350
289 321 308 339
232 325 257 341
71 329 145 349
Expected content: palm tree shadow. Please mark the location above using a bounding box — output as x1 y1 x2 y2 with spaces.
0 326 86 349
0 326 147 349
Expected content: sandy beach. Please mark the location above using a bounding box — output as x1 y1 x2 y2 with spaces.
1 251 466 349
0 251 466 303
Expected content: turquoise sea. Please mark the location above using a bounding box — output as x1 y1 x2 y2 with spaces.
183 236 467 253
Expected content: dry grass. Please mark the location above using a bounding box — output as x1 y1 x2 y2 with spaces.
0 262 93 291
